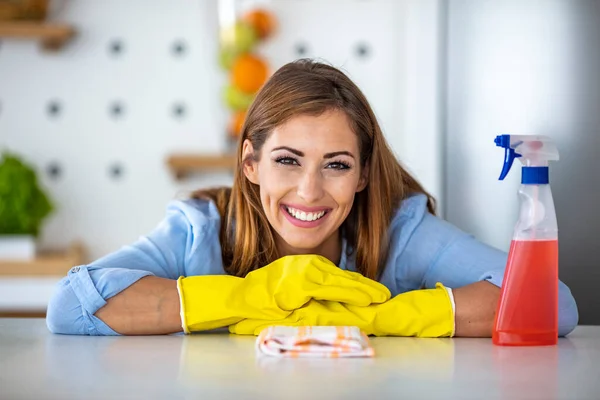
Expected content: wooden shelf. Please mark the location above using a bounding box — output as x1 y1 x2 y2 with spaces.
0 21 76 51
0 242 85 277
167 154 237 179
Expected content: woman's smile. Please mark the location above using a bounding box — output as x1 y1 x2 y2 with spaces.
280 204 331 228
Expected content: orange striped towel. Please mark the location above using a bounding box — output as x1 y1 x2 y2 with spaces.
255 326 374 358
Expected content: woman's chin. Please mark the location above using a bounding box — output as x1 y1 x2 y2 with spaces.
280 236 325 253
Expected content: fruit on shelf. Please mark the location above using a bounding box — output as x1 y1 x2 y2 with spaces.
228 109 247 138
231 53 268 94
220 21 258 54
223 84 255 110
243 8 277 40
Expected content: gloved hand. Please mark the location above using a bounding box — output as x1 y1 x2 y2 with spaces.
229 283 455 337
178 254 391 333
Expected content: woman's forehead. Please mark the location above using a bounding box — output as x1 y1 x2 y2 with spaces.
266 110 358 152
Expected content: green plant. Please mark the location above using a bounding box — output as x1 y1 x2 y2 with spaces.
0 151 54 236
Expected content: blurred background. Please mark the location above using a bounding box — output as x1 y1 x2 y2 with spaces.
0 0 598 324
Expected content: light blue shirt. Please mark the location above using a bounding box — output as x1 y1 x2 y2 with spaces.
46 194 579 336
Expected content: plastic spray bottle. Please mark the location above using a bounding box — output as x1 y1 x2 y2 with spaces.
492 134 559 346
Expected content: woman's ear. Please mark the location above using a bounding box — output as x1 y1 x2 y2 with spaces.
242 139 259 185
357 162 369 192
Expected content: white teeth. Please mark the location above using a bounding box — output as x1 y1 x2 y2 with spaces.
285 206 326 222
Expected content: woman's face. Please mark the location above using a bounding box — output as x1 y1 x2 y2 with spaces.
243 109 368 258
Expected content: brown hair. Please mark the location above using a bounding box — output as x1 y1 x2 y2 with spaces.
193 59 435 280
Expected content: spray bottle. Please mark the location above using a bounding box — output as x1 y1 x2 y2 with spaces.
492 134 559 346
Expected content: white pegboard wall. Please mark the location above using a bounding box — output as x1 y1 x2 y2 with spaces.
0 0 231 261
0 0 442 262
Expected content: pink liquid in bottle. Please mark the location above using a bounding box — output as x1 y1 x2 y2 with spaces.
492 239 558 346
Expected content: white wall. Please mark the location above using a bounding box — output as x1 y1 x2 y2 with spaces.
0 0 443 310
445 0 575 251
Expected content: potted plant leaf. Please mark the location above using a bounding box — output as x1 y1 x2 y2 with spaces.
0 151 54 260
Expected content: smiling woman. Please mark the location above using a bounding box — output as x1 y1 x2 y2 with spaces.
45 59 579 339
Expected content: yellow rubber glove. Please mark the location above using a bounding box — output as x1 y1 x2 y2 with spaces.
229 283 454 337
177 254 391 333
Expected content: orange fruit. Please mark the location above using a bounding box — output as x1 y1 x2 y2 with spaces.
243 9 277 40
228 110 247 138
231 54 268 94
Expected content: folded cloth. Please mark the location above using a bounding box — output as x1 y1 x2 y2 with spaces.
255 325 374 358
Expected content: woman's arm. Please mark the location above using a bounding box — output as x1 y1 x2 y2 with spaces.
46 200 218 335
94 276 181 335
388 195 579 338
418 213 579 337
452 280 500 337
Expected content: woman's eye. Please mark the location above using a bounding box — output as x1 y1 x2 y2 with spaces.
327 161 351 170
275 157 299 166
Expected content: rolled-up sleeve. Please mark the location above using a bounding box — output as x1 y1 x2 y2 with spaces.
46 266 149 335
46 199 214 335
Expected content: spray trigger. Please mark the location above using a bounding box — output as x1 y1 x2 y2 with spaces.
495 135 522 180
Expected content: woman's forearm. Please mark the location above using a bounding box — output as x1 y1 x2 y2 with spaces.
452 281 500 337
94 276 182 335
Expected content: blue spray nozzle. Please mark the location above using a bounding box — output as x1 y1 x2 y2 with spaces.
495 134 522 180
495 134 559 184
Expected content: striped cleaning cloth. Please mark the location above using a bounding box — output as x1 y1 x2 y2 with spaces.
255 325 374 358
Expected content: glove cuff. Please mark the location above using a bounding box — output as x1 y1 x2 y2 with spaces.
375 282 455 337
176 277 190 334
438 283 456 337
177 275 244 332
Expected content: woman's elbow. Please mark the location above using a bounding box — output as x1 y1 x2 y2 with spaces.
46 278 88 335
558 281 579 337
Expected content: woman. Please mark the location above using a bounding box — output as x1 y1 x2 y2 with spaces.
46 59 579 337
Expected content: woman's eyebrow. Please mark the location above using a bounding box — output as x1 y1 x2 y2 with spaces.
323 151 354 159
272 146 303 156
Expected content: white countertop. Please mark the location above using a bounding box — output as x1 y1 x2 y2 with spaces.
1 319 598 400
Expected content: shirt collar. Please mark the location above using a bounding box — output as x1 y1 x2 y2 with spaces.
339 236 357 272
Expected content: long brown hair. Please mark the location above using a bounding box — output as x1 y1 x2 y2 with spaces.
193 59 435 280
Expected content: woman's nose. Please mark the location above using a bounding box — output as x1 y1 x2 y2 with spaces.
296 171 324 203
